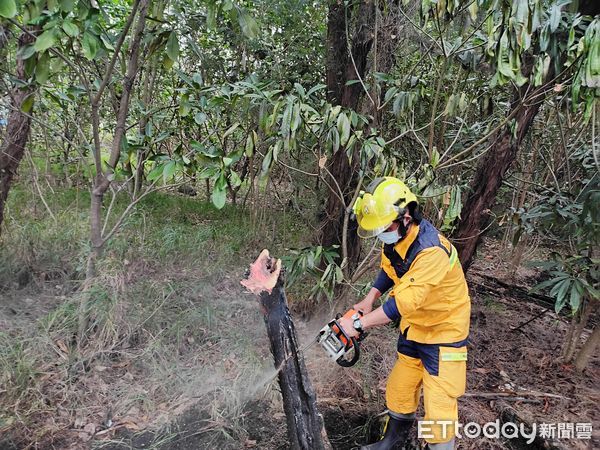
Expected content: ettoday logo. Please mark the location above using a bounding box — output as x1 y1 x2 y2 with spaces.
418 420 593 443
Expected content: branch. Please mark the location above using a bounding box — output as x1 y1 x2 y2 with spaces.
101 180 187 246
92 0 142 105
341 176 363 277
108 0 150 170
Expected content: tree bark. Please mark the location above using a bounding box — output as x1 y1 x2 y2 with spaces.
241 250 331 450
320 0 375 268
453 82 547 271
0 28 38 233
575 322 600 372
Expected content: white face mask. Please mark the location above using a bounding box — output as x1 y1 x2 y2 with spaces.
377 229 401 245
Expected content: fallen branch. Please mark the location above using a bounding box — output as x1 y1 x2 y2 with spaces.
241 250 331 450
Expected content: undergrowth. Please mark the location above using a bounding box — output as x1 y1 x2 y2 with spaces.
0 183 310 448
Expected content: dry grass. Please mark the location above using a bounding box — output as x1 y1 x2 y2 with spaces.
0 185 308 449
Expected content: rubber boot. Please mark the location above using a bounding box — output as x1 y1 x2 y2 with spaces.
361 411 415 450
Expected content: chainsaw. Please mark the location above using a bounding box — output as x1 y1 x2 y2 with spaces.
316 309 367 367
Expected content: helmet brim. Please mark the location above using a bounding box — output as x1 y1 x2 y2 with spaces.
357 223 392 239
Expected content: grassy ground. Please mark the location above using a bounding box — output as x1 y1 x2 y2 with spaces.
0 182 312 449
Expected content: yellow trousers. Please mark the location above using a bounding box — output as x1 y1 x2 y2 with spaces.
385 345 467 444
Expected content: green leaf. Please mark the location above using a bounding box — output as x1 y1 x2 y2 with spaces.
272 140 281 162
34 29 57 53
166 31 179 62
294 83 306 97
192 72 203 85
238 10 259 39
21 93 34 113
245 132 255 157
17 45 37 60
229 170 242 188
261 148 273 177
206 2 217 29
163 160 177 182
281 99 292 137
549 3 562 33
430 147 440 169
0 0 17 18
330 127 340 153
290 103 301 133
147 164 164 182
211 175 227 209
468 1 477 21
59 0 74 12
62 20 79 37
35 52 50 84
337 112 350 146
194 112 207 125
99 33 114 51
552 279 571 313
569 281 583 312
179 94 191 117
82 31 98 60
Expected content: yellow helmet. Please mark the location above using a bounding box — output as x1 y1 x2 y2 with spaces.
352 177 418 238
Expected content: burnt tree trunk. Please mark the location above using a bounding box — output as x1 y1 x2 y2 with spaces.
0 28 38 233
453 82 547 271
241 250 330 450
321 0 375 268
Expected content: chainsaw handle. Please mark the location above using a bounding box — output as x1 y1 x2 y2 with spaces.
336 337 360 367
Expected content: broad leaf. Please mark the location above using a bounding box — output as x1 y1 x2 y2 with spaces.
0 0 17 18
166 31 179 62
34 29 57 52
62 20 79 37
337 112 350 146
35 52 50 84
211 175 227 209
82 32 98 60
238 10 258 39
163 160 177 182
21 93 34 113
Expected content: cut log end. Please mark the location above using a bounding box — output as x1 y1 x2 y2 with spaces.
240 249 282 295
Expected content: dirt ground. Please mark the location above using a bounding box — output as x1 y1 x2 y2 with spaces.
101 240 599 450
1 238 598 450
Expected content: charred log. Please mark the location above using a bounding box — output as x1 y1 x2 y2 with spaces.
241 250 331 450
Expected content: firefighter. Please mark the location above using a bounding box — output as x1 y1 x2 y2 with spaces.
338 177 471 450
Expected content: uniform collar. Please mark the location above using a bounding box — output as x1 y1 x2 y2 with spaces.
393 223 420 259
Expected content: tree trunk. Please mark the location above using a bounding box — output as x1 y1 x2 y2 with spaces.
79 0 149 344
241 250 331 450
562 299 591 362
320 0 375 268
0 28 38 233
575 322 600 372
453 82 547 271
325 1 349 105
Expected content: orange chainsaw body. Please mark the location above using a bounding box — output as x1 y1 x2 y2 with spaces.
317 308 366 367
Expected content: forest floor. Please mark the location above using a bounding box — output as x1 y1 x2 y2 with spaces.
0 188 598 450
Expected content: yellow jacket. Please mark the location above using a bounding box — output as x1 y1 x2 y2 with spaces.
377 220 470 344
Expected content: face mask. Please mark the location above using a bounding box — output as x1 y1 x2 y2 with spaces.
377 229 401 245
